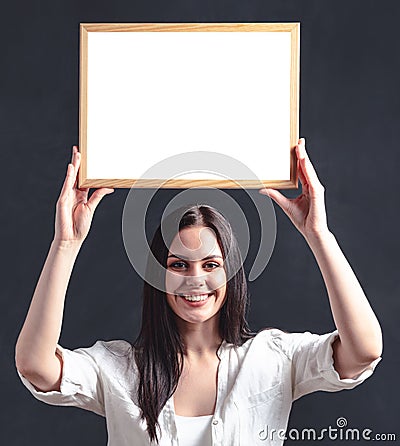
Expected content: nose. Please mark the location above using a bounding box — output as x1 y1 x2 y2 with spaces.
185 263 206 287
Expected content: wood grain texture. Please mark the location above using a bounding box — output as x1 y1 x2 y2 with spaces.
79 23 300 189
80 23 298 33
290 23 300 189
79 25 88 189
79 178 297 189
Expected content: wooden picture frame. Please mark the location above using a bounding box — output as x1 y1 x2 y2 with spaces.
79 23 300 189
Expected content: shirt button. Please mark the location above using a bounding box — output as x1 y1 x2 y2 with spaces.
212 419 219 425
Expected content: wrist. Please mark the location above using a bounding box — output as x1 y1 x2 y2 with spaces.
303 228 335 248
52 238 83 252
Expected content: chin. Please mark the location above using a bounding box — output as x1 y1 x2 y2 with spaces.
177 311 220 325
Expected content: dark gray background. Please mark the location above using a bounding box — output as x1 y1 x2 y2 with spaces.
2 0 398 444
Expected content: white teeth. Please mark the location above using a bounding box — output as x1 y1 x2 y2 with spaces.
179 293 210 302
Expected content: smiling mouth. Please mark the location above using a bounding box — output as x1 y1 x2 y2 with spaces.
176 292 214 302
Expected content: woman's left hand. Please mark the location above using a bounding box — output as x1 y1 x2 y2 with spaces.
259 138 329 240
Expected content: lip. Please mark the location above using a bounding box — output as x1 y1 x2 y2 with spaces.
176 290 212 296
176 292 214 307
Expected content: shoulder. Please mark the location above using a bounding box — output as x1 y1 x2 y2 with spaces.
251 327 339 360
69 339 134 365
98 339 133 357
251 326 292 345
227 328 292 357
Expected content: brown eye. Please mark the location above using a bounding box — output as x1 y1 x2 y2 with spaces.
168 261 188 270
203 262 220 269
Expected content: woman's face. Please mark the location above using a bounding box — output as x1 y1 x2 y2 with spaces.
165 225 227 324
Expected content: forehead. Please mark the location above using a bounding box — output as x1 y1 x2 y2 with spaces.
168 226 222 260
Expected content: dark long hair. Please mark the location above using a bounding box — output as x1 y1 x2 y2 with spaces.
133 204 256 443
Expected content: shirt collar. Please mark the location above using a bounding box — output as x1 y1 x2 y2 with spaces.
217 339 228 360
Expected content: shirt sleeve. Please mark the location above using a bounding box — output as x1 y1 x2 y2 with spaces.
17 341 106 417
270 329 382 401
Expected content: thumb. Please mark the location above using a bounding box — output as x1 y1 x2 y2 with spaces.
259 188 290 212
86 188 114 213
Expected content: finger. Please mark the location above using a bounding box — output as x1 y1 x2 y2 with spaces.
296 138 320 186
85 188 115 213
71 145 78 161
77 186 90 202
297 161 309 193
259 188 292 213
72 147 81 171
59 161 76 200
296 139 324 193
72 147 81 189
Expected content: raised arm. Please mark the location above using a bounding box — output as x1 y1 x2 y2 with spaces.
15 146 114 391
259 138 383 379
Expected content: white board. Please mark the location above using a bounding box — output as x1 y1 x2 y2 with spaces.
79 23 300 189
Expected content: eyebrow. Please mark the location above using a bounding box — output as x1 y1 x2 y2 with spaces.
167 254 223 261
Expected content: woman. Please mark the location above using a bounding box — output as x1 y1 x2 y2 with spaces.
15 139 382 445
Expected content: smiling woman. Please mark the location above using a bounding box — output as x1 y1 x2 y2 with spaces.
15 141 382 446
166 225 228 318
134 205 255 441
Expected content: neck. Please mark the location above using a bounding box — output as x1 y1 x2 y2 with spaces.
175 314 223 358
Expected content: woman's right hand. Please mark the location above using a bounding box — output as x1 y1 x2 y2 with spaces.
54 146 115 245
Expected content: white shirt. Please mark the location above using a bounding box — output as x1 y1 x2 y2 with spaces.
17 328 381 445
175 414 213 446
